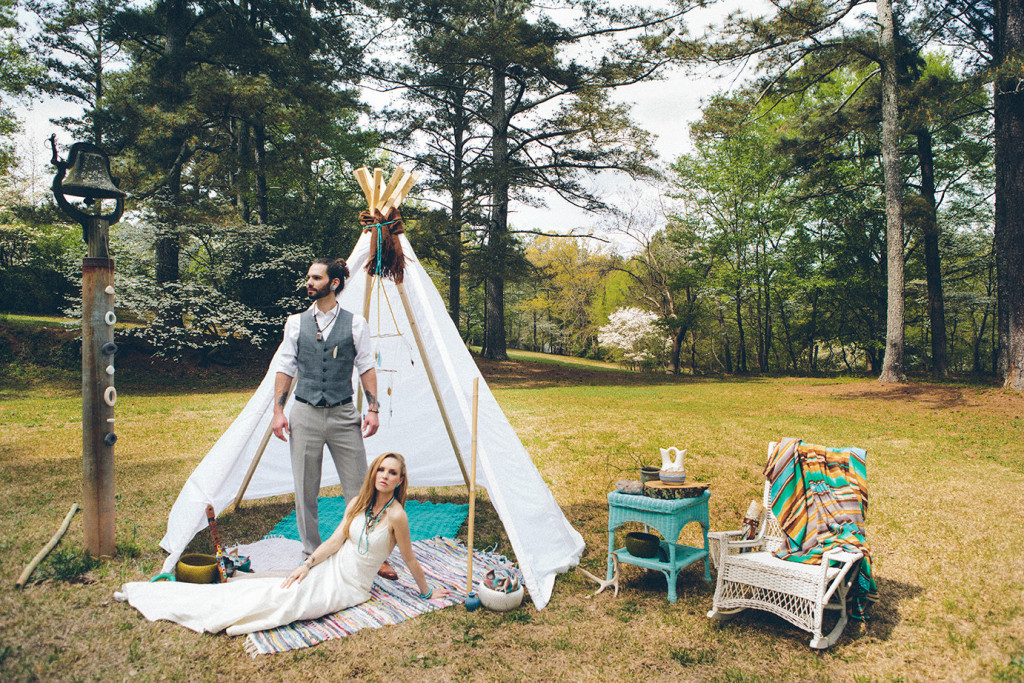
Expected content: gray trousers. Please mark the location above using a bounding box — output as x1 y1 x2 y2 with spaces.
288 401 367 555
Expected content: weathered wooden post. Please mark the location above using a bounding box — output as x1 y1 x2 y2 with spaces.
50 137 126 558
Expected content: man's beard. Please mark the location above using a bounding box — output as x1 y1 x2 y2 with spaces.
308 283 331 300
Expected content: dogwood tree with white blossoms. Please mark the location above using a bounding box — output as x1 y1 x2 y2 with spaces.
598 307 669 370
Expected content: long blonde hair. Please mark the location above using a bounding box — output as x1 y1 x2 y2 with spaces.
342 452 408 541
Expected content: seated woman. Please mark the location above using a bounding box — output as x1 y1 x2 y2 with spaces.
116 452 449 635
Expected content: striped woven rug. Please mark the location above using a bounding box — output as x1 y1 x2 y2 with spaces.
245 537 522 655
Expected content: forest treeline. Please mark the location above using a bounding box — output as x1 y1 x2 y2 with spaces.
1 0 1022 386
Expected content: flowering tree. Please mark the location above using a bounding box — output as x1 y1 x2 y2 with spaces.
598 307 670 370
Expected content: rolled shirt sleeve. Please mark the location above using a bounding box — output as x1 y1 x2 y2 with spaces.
352 314 375 375
270 313 302 377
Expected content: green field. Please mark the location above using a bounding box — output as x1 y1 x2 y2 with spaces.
1 358 1023 681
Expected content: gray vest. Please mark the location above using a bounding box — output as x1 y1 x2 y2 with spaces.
294 307 357 406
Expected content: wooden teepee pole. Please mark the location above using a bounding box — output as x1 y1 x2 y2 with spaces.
396 281 471 488
467 377 478 595
356 268 374 414
229 376 297 512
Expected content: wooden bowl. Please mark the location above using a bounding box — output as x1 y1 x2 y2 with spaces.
175 553 219 584
625 531 660 558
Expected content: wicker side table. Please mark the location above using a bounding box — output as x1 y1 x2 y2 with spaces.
606 490 711 602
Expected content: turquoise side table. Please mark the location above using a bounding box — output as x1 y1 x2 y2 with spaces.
606 490 711 602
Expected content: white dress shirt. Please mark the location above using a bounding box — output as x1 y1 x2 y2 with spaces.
271 302 375 377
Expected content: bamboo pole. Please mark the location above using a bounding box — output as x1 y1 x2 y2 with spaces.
466 378 479 595
396 281 471 487
16 503 80 588
229 376 297 512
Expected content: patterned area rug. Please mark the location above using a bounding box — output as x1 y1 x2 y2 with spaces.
245 537 521 655
265 497 469 543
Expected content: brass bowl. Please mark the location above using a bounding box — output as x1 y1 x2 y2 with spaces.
175 553 219 584
624 531 660 558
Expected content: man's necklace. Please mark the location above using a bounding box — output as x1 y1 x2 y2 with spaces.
358 496 394 555
314 307 339 341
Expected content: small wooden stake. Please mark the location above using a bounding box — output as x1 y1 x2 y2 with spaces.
16 503 80 588
466 377 479 595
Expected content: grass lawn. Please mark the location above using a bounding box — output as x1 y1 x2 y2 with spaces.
1 358 1023 681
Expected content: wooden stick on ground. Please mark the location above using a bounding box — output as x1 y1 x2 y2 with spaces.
16 503 80 588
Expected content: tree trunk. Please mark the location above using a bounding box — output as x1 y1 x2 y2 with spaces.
484 24 509 361
995 0 1024 390
718 301 733 373
916 129 949 378
669 325 685 374
877 0 907 383
735 289 747 373
254 120 269 225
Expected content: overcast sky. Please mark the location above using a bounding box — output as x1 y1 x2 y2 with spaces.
13 1 752 249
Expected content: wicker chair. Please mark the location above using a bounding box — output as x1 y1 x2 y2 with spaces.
706 443 864 649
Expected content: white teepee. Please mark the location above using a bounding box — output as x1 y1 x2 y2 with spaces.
157 230 585 609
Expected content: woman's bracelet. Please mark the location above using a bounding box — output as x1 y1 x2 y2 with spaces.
418 587 433 599
303 556 314 569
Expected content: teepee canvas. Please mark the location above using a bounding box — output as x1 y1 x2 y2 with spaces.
157 230 585 609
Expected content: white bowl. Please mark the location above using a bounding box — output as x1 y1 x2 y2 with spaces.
478 583 525 611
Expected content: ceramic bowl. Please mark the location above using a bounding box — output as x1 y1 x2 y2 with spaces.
624 531 660 558
659 470 687 483
478 583 525 611
175 553 219 583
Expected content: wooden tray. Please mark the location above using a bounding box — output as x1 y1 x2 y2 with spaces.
643 481 709 499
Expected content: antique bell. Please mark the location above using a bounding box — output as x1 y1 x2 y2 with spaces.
59 142 126 201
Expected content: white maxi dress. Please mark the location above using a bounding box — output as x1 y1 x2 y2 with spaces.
116 514 393 635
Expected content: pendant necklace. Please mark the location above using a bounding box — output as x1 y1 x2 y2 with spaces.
358 495 394 555
314 307 339 342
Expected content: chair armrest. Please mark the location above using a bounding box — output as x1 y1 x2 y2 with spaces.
709 529 766 552
822 548 863 567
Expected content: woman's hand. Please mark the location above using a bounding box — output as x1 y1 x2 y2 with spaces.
417 585 452 600
281 564 309 589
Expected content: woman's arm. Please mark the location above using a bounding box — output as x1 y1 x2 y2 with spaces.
389 505 450 599
280 512 353 588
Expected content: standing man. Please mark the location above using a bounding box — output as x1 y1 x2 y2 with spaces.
270 258 395 577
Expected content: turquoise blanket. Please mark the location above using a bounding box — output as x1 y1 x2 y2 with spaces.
266 496 469 543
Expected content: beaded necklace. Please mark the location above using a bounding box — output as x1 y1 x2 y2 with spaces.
357 495 394 555
313 306 339 341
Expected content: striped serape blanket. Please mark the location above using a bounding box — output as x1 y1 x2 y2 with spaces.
764 437 877 620
245 537 522 655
